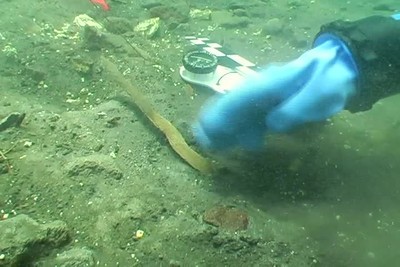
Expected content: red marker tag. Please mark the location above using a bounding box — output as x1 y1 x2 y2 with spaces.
90 0 110 11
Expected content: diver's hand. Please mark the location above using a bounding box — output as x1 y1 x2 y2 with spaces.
194 36 357 150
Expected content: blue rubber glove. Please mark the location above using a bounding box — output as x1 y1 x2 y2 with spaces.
194 34 358 150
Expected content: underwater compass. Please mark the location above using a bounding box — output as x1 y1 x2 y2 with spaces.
179 36 260 93
182 50 218 74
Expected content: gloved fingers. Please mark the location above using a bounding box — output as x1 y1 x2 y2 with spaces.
193 65 299 150
266 57 356 132
194 97 268 150
225 58 319 105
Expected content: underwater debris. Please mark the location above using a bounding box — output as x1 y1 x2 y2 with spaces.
133 229 145 240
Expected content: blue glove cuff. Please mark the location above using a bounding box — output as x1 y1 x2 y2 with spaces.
313 33 359 79
392 13 400 20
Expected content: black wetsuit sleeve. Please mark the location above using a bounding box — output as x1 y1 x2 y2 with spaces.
314 16 400 113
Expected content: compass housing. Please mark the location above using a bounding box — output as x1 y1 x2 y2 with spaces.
182 50 218 74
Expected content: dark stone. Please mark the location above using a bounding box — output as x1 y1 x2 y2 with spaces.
148 5 189 30
203 205 249 231
104 17 133 34
0 112 26 132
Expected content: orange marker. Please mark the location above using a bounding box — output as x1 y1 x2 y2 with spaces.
90 0 110 11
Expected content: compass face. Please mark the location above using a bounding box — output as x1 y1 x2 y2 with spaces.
182 50 218 74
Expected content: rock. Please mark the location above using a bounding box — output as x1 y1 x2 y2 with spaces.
81 26 136 54
73 14 103 30
169 259 181 267
262 18 284 35
70 54 94 75
148 4 189 30
211 10 250 29
189 8 212 21
104 17 133 34
139 0 162 9
65 154 123 180
227 1 249 10
0 112 25 132
22 65 46 82
0 214 71 266
42 247 96 267
232 8 248 17
287 0 304 9
134 17 160 38
203 205 249 231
